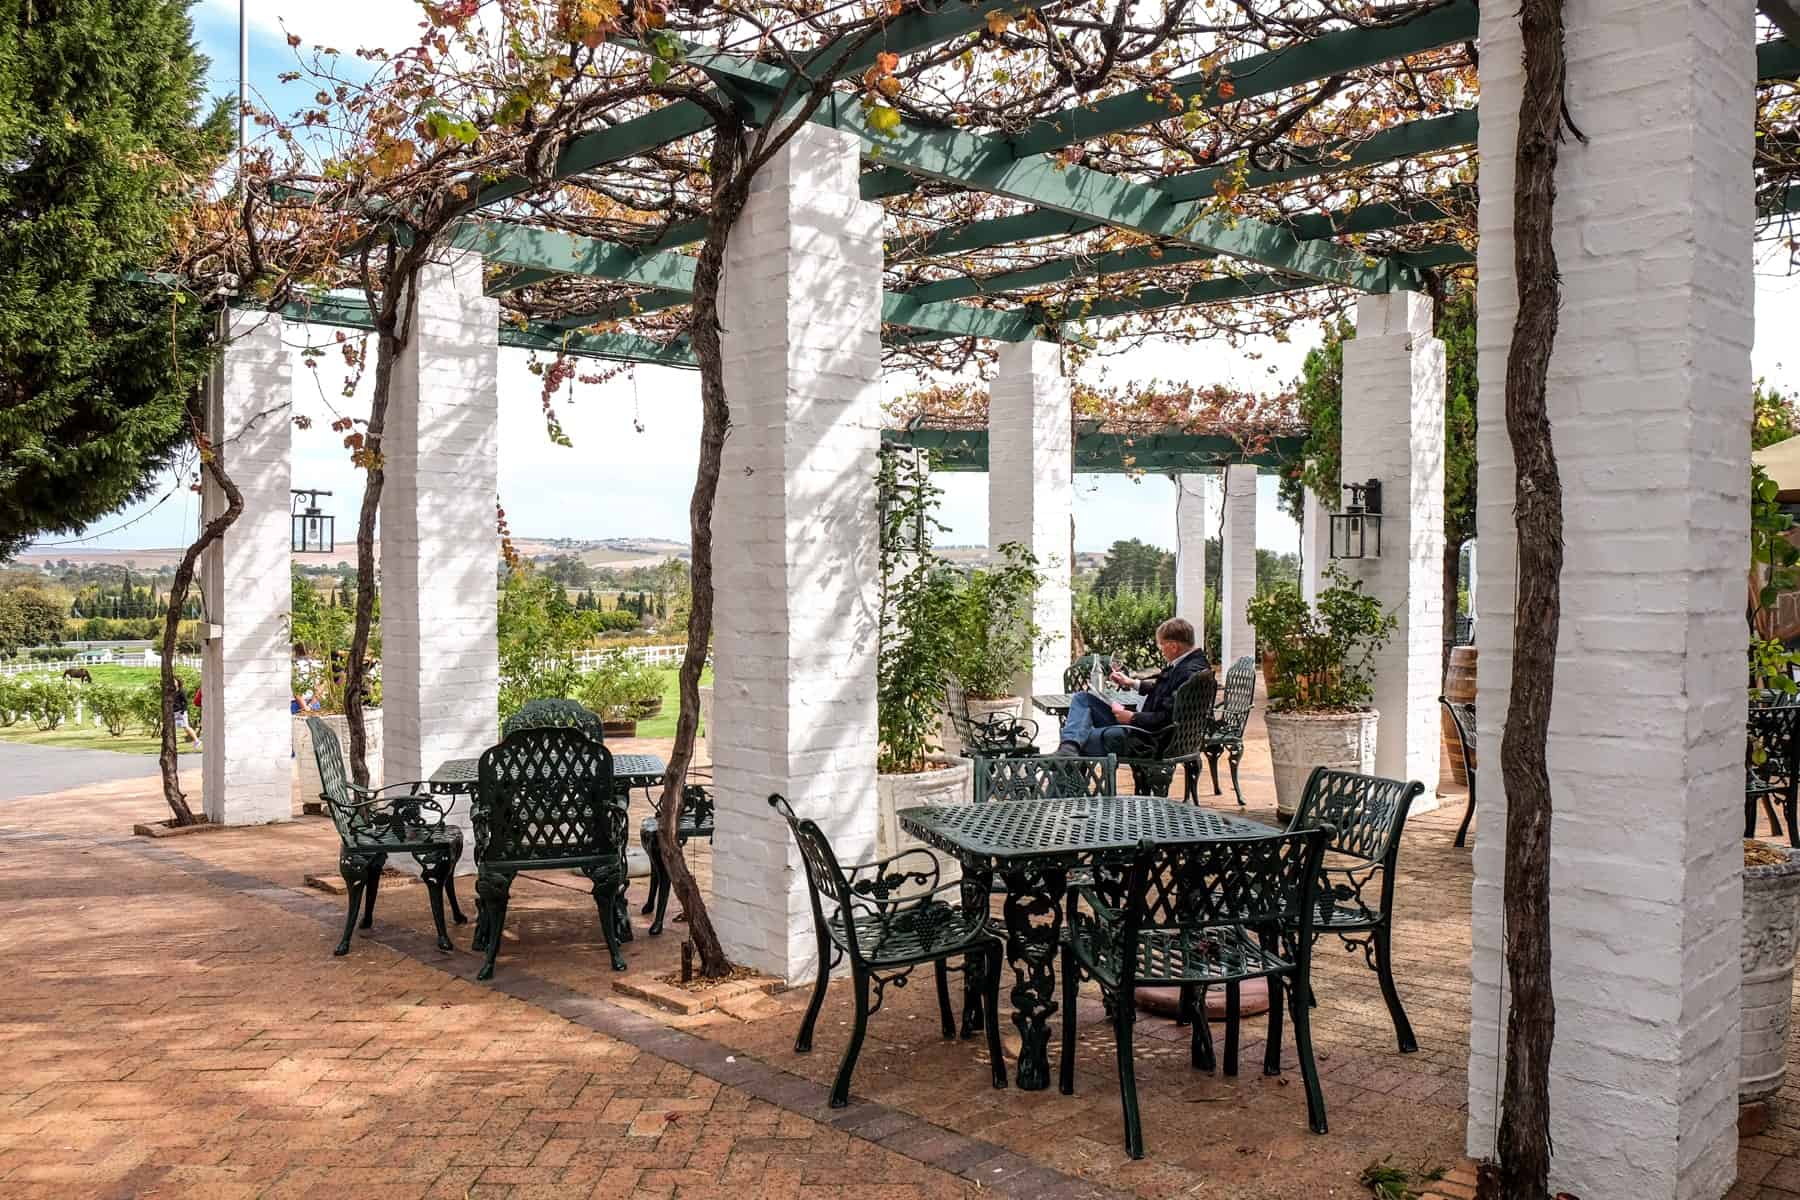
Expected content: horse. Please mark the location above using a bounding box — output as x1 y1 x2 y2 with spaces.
62 667 92 683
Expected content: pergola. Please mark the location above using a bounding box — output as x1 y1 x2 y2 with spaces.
189 2 1800 1194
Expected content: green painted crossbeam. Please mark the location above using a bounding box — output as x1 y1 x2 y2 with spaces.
1158 110 1477 203
901 243 1218 304
1006 0 1477 160
882 427 1306 472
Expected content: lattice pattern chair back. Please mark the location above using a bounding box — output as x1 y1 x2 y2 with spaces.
769 793 853 914
502 698 604 740
1214 656 1258 736
307 716 376 842
1162 670 1219 758
1090 829 1328 985
972 754 1118 805
1063 654 1114 693
1439 697 1478 847
1287 767 1420 865
476 727 621 867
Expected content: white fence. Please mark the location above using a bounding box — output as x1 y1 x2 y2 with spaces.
0 651 201 679
572 644 693 669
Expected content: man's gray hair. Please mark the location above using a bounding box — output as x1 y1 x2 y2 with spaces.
1156 617 1195 647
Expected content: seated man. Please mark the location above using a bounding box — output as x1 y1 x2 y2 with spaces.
1055 618 1210 757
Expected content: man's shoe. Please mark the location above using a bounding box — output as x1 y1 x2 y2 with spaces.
1054 741 1082 757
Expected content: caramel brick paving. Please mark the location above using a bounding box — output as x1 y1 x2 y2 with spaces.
6 717 1796 1196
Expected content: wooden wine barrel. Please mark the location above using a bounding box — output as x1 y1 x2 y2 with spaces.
1440 645 1477 786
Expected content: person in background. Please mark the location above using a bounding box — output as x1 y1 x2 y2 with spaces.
1054 618 1210 756
172 682 200 747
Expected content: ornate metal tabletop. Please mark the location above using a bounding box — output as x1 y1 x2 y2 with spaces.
1030 691 1140 718
899 796 1277 1092
428 752 666 796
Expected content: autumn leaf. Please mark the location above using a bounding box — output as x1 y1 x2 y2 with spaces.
985 10 1010 35
1217 80 1235 100
876 51 899 74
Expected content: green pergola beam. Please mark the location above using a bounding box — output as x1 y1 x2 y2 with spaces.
904 244 1217 303
704 57 1401 291
882 427 1307 472
1764 4 1800 46
1393 243 1474 270
1158 109 1477 203
1764 182 1800 217
1762 35 1800 77
1285 190 1467 239
1008 0 1477 160
503 324 698 367
543 289 692 326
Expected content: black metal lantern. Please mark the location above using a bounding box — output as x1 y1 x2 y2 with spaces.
1330 479 1382 559
291 489 335 554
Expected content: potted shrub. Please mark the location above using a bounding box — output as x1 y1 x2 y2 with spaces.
1247 566 1395 820
877 449 972 858
940 542 1044 756
575 651 662 737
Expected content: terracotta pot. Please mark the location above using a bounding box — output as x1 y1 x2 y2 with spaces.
1137 978 1270 1021
940 694 1026 758
602 717 638 738
1264 708 1377 822
1742 848 1800 1102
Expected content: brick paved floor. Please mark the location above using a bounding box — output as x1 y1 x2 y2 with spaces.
4 716 1793 1197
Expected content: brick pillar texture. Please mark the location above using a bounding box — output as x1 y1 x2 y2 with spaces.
1219 464 1256 668
1175 473 1211 650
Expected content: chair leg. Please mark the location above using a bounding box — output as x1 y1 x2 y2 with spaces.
1455 785 1477 848
1228 748 1244 806
649 868 674 936
1264 971 1286 1077
640 829 661 915
934 959 956 1040
984 943 1007 1091
1223 981 1239 1077
475 872 511 981
359 852 386 929
421 859 453 952
1289 975 1328 1134
1788 792 1799 850
1748 793 1761 839
1373 926 1419 1053
443 866 468 925
1183 764 1197 804
1059 941 1078 1095
830 969 872 1108
796 930 831 1053
592 876 628 971
1190 985 1215 1072
1764 794 1784 840
334 857 370 956
1207 748 1223 796
1114 991 1144 1160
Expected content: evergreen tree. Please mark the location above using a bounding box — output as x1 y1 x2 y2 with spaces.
0 0 232 555
1093 538 1175 595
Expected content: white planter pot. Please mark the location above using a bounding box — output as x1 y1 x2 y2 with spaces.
698 685 713 761
293 711 384 812
1741 849 1800 1103
940 695 1025 758
1264 709 1377 822
877 754 974 888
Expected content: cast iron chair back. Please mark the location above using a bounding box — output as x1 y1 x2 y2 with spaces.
1213 656 1257 739
310 717 431 842
1115 671 1217 797
1439 697 1477 847
1063 653 1116 693
944 678 1039 757
502 697 605 740
972 753 1118 805
1748 702 1800 845
476 726 623 870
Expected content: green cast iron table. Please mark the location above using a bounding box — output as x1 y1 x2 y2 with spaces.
899 795 1274 1091
1030 691 1141 719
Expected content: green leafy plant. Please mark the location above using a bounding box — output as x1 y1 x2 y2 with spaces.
1074 586 1175 670
20 678 76 731
1750 462 1800 695
0 677 24 727
877 449 959 774
85 683 134 737
574 650 664 720
1248 567 1395 712
944 543 1044 698
498 567 599 721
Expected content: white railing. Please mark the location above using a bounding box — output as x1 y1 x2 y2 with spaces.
0 650 201 679
571 643 692 669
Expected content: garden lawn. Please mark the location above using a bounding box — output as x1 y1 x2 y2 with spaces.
0 723 200 756
634 665 712 740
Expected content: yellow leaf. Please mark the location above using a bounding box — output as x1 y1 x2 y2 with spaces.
985 10 1010 34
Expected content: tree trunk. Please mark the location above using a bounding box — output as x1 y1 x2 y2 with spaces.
653 124 753 980
158 386 247 825
1481 1 1571 1196
1442 530 1461 678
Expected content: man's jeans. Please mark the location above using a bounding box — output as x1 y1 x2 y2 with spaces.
1060 692 1139 755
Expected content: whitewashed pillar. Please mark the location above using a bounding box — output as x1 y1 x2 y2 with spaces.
201 309 292 825
1174 474 1212 648
381 249 499 872
1466 0 1753 1195
1218 464 1256 667
1340 292 1443 791
1299 476 1332 609
990 339 1072 750
713 124 883 982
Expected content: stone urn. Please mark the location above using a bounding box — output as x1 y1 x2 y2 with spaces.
1741 847 1800 1104
877 754 974 887
1264 709 1377 822
941 695 1027 758
292 709 384 813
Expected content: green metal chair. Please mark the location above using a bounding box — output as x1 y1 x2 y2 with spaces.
770 793 1007 1108
1439 696 1477 847
640 771 715 935
307 716 467 957
1202 655 1257 805
1059 826 1331 1156
1112 670 1218 799
1747 702 1800 846
1062 653 1117 694
943 679 1040 758
1285 766 1426 1053
971 753 1118 805
471 726 629 981
502 697 605 740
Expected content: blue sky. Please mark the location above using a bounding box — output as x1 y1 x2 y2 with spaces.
28 2 1800 558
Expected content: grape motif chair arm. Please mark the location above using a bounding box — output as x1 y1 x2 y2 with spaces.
841 846 944 909
972 711 1039 749
341 781 457 826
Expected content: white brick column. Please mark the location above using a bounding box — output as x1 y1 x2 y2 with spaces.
1218 464 1256 667
1299 478 1331 609
990 339 1072 750
1341 292 1443 791
713 124 883 982
1466 1 1753 1195
1174 474 1212 647
201 309 292 825
381 249 499 871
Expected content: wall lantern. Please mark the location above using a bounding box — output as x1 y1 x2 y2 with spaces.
1330 479 1383 560
291 489 335 554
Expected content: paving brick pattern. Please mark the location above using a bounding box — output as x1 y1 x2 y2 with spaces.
6 716 1797 1197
